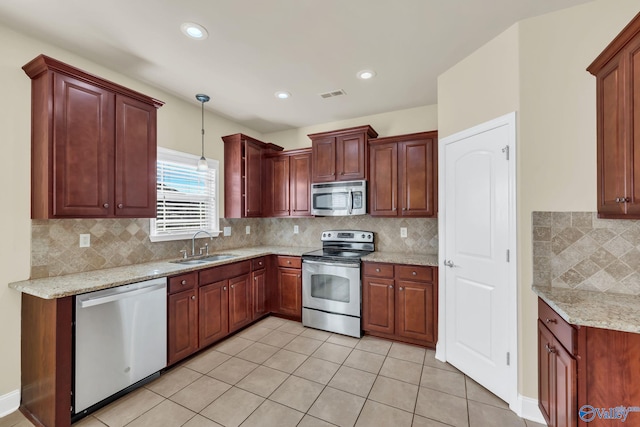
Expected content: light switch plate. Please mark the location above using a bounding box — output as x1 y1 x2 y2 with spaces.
400 227 407 238
246 226 251 234
79 234 90 247
294 225 299 234
223 227 231 236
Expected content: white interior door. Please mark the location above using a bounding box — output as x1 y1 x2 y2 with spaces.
439 113 517 405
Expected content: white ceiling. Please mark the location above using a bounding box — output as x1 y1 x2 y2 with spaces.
0 0 593 133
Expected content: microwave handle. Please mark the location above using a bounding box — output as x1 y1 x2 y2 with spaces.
348 190 353 214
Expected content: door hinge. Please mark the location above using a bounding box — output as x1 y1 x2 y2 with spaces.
506 249 510 262
502 145 510 160
507 352 510 366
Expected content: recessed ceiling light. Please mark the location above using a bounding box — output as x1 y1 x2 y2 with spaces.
357 70 376 80
180 22 208 40
275 91 291 99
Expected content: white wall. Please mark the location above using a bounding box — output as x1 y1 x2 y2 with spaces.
437 0 640 404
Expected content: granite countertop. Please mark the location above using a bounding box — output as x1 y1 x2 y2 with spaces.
9 246 317 300
361 252 439 267
9 246 439 300
533 285 640 334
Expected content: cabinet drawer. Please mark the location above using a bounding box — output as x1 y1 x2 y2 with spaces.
363 262 394 278
396 265 433 282
538 299 576 354
200 261 251 285
252 257 266 270
168 272 198 294
278 256 301 269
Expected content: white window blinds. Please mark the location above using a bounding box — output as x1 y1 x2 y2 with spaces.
150 148 219 242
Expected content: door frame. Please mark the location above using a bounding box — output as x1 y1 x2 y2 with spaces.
436 112 518 410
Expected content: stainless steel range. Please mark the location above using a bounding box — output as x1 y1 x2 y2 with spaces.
301 230 374 337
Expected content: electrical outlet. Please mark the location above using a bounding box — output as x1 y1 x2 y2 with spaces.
79 234 90 247
246 225 251 234
294 225 299 234
400 227 407 238
223 227 231 236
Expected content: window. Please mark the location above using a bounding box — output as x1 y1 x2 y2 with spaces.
150 147 219 242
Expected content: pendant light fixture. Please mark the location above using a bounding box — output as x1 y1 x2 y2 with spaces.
196 93 210 171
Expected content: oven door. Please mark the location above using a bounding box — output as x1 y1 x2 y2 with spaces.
302 259 361 317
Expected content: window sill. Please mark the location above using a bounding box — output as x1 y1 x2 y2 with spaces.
149 230 221 243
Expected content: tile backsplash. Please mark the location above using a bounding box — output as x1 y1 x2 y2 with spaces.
532 212 640 295
31 216 437 278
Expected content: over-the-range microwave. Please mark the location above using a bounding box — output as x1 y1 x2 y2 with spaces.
311 180 367 216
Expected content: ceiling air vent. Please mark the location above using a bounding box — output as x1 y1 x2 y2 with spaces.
319 89 347 99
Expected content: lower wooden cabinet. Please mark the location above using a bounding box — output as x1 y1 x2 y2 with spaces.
228 274 252 332
199 281 229 348
252 266 268 319
167 277 199 366
273 256 302 320
362 262 437 347
168 261 252 365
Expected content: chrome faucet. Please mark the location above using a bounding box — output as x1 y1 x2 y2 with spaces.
192 230 214 257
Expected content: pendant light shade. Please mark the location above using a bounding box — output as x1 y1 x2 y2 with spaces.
196 93 210 171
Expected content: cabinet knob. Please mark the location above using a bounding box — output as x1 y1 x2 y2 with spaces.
223 286 227 291
259 261 263 266
287 260 291 264
297 275 301 278
340 172 345 175
545 318 557 324
181 280 187 285
399 287 404 291
254 277 257 281
103 203 109 208
402 208 406 211
376 268 381 272
191 295 196 301
412 271 417 276
231 285 234 289
117 203 123 209
388 285 394 289
544 343 556 354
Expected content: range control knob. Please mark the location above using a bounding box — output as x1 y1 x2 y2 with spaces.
368 234 372 239
361 234 365 238
328 233 332 238
322 233 326 238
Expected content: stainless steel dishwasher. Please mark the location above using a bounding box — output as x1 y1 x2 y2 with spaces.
73 277 167 418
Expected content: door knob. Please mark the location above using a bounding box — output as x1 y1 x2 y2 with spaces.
444 260 455 268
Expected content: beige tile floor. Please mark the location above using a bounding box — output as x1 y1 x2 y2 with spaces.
1 317 546 427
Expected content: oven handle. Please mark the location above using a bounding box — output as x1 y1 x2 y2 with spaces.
303 259 360 269
348 190 353 214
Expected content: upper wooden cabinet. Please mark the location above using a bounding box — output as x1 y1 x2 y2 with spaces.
588 12 640 218
308 125 378 182
369 131 438 218
263 148 312 217
222 133 283 218
23 55 163 219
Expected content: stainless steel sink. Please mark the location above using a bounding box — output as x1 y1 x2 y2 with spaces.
170 254 237 265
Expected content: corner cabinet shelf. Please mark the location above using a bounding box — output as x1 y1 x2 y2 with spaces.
222 133 283 218
23 54 164 219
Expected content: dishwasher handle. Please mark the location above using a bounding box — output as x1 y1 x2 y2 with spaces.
79 282 166 308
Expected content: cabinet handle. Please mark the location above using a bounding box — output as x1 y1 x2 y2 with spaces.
103 203 109 209
117 203 123 209
545 318 557 324
545 343 556 354
191 295 196 301
181 280 187 285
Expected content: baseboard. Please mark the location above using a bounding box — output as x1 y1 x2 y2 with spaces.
512 393 547 425
0 389 20 418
